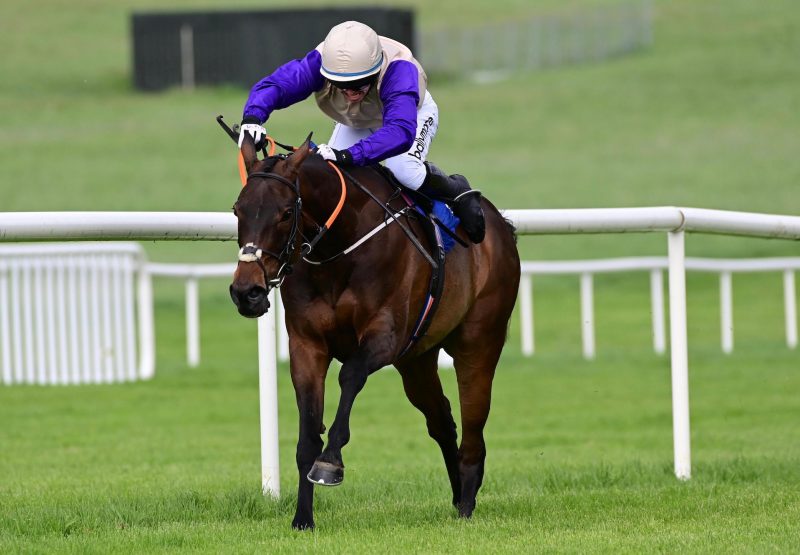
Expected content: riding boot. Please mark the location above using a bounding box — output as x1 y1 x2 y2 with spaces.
420 162 486 244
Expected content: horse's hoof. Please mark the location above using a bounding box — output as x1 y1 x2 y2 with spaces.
292 517 315 531
307 461 344 486
457 501 475 518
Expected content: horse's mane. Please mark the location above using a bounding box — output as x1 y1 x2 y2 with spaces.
255 155 285 173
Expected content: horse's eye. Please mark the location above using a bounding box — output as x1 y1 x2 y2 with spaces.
280 208 293 222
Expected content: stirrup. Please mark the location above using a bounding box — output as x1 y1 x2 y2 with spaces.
453 189 482 202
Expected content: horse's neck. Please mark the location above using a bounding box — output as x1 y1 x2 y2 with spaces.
300 163 389 234
298 163 364 258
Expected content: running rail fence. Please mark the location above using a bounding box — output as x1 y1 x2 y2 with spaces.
0 242 154 385
2 207 800 493
147 256 799 369
420 0 653 76
519 256 800 359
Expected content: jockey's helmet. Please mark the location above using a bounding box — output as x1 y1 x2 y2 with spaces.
320 21 383 84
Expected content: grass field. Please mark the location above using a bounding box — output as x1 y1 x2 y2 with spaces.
2 0 800 552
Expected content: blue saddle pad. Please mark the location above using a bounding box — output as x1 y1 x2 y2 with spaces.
414 200 460 253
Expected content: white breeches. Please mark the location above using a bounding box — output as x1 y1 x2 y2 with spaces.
327 91 438 190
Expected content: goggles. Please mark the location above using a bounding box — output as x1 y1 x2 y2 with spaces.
335 82 371 94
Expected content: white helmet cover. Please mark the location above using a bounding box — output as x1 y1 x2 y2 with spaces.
320 21 384 82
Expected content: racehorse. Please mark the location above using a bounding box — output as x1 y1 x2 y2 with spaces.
229 134 520 530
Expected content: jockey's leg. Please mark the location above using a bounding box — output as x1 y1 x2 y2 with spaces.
385 92 486 244
384 91 439 192
420 163 486 244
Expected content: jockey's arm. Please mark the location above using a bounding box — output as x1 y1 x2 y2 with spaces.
346 61 420 166
242 50 325 123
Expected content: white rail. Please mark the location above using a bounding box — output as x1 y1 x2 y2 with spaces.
0 242 154 385
519 257 800 358
2 206 800 490
146 263 454 369
0 212 236 242
147 262 234 368
2 207 800 240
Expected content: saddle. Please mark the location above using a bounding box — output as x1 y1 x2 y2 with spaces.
372 165 464 253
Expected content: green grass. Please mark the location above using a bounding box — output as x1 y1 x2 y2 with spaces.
2 0 800 551
2 275 799 552
1 292 799 552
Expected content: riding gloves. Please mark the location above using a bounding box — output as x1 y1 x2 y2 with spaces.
238 117 266 149
316 144 353 165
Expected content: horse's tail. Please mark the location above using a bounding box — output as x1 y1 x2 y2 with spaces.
502 216 518 244
481 199 518 244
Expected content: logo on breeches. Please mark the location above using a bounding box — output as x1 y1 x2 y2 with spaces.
408 116 435 160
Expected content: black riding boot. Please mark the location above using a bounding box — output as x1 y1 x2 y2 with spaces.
420 162 486 244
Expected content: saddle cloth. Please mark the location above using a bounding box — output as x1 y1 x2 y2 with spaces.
414 200 460 253
373 164 461 253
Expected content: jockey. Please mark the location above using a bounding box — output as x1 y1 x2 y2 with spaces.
239 20 485 244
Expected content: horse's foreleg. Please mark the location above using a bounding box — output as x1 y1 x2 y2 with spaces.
396 349 461 507
290 347 328 530
308 329 395 486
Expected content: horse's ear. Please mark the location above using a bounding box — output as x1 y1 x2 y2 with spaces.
285 132 314 175
240 135 259 174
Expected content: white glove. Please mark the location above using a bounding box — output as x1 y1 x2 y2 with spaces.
315 144 353 164
315 143 338 162
238 122 266 148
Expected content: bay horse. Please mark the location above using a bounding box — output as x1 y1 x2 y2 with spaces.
229 135 520 530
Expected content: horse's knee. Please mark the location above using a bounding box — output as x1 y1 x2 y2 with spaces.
338 367 368 390
458 438 487 467
426 419 457 443
426 403 457 442
296 435 323 466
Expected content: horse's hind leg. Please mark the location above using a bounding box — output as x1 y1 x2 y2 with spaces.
395 349 461 507
450 327 507 518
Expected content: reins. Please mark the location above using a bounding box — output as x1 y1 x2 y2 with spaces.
302 160 347 256
218 115 439 288
335 166 439 268
222 117 449 357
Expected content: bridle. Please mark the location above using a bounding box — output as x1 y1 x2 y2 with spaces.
237 171 304 290
237 163 347 291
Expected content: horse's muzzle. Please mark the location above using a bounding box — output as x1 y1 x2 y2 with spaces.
229 283 271 318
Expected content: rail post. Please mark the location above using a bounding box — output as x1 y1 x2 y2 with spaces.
519 273 535 356
186 277 200 367
258 290 281 497
720 271 734 354
668 230 691 480
784 270 797 349
650 269 666 355
580 272 595 359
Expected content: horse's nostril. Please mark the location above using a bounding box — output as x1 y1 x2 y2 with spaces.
247 288 265 302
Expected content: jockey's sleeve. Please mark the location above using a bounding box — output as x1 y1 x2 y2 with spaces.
242 50 326 123
347 61 420 166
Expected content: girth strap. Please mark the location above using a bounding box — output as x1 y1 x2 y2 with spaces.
398 202 447 358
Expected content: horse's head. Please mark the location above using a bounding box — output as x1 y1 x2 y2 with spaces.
229 134 313 317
